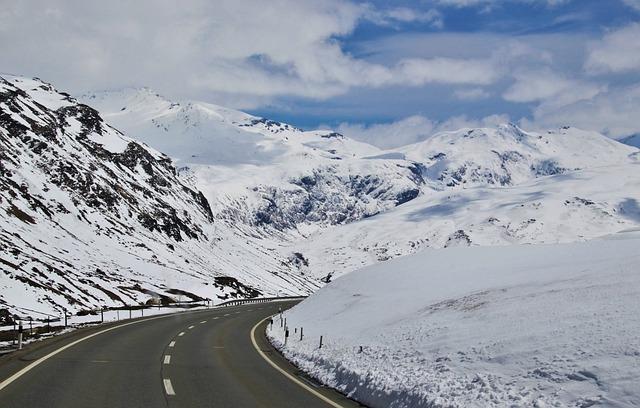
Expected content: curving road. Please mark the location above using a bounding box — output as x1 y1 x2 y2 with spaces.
0 301 362 408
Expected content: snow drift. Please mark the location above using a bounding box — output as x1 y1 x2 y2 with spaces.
270 232 640 407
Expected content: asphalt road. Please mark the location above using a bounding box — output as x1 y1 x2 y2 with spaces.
0 301 362 408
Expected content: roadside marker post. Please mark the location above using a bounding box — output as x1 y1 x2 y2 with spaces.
300 327 303 341
319 335 323 349
18 322 23 350
285 328 289 346
100 308 104 323
28 317 33 336
63 309 68 328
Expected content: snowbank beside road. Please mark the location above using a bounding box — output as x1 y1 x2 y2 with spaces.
268 232 640 407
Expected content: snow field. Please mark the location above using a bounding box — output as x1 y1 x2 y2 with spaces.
269 232 640 407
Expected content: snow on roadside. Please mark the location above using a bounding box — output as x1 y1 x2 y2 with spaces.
268 231 640 407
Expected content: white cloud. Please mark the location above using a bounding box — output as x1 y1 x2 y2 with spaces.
621 0 640 11
337 113 511 148
395 57 499 85
503 69 603 107
435 0 570 8
585 23 640 74
0 0 496 108
528 84 640 139
364 7 443 29
453 88 491 100
337 116 437 148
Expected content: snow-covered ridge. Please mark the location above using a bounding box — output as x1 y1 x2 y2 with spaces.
395 123 636 189
3 76 639 318
81 88 426 235
81 86 639 285
289 124 639 279
271 231 640 407
0 75 320 317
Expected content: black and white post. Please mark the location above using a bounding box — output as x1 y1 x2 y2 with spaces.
18 321 23 350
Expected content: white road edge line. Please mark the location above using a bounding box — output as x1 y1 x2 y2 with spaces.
178 331 185 337
250 315 344 408
169 341 176 348
163 378 176 396
0 312 186 393
164 355 171 365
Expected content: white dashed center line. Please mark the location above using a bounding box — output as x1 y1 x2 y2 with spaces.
224 314 230 317
169 341 176 348
188 325 195 330
200 320 207 324
212 317 219 320
164 355 171 365
163 379 176 396
178 332 185 337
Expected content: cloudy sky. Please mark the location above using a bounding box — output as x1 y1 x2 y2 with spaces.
1 0 639 147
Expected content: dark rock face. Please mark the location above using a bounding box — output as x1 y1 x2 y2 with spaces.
531 160 567 177
0 76 212 242
213 276 262 299
0 76 271 313
251 164 424 231
320 132 344 139
445 229 472 247
240 117 301 133
395 189 420 205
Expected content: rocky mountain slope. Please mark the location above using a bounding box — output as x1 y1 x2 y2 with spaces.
82 88 425 235
0 76 320 317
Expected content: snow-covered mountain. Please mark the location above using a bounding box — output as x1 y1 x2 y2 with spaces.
81 88 425 234
2 76 639 316
295 126 640 279
82 87 640 284
0 76 322 316
398 124 630 188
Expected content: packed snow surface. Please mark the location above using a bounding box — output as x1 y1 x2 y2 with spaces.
270 232 640 407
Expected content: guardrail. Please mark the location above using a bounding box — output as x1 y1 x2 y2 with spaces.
0 295 308 350
217 296 307 308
